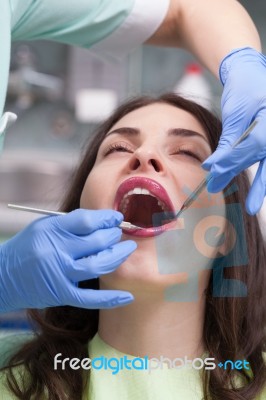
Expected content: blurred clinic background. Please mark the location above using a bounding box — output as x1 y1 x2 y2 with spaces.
0 0 265 330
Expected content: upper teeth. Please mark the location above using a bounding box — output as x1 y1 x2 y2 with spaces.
127 188 150 196
120 187 168 213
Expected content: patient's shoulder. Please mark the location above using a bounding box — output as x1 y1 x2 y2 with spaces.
0 332 34 368
0 333 35 399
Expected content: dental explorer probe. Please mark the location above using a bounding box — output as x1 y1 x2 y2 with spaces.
7 204 143 230
174 120 258 220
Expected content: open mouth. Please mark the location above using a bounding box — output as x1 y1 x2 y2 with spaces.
114 177 176 237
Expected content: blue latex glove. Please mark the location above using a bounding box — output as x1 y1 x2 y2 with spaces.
202 47 266 215
0 209 137 312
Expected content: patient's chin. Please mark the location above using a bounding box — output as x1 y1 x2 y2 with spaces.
99 263 197 295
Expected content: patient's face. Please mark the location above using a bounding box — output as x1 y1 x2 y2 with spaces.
80 103 226 299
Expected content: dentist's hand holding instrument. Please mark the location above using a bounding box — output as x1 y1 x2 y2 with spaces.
0 209 137 312
202 47 266 215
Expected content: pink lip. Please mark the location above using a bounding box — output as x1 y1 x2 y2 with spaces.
113 177 177 237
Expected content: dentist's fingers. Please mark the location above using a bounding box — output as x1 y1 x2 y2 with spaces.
206 171 235 193
246 159 266 215
203 124 265 193
67 287 135 309
65 240 137 282
62 227 123 259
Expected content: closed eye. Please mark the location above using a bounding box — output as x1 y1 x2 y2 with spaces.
104 143 133 156
104 143 202 161
172 148 202 162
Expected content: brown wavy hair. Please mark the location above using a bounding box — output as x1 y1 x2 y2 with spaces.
1 94 266 400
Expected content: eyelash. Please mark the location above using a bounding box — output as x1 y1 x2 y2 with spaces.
104 143 201 161
104 142 133 155
171 147 202 162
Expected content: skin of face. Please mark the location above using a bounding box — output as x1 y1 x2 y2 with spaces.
80 103 226 300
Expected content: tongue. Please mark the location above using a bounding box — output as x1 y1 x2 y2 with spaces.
125 195 162 228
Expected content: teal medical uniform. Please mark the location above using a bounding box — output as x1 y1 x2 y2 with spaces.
0 0 170 151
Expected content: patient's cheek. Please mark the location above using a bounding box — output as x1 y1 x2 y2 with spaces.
79 172 108 209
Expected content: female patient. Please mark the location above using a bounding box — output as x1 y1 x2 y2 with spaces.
0 94 266 400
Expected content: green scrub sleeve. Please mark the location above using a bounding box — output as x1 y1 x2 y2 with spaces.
0 0 170 152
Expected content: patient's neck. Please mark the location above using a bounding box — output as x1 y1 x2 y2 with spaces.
98 282 207 360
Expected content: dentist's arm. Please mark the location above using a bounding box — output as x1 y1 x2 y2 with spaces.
0 209 136 312
146 0 261 77
147 0 266 214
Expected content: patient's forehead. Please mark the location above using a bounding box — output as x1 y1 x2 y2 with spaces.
108 103 208 141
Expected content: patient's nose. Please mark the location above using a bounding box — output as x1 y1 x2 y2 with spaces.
128 147 164 173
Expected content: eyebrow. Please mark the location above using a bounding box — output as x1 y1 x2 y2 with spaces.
106 127 209 144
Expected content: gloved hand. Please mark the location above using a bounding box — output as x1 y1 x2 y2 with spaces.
0 209 137 312
202 47 266 215
0 112 17 152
